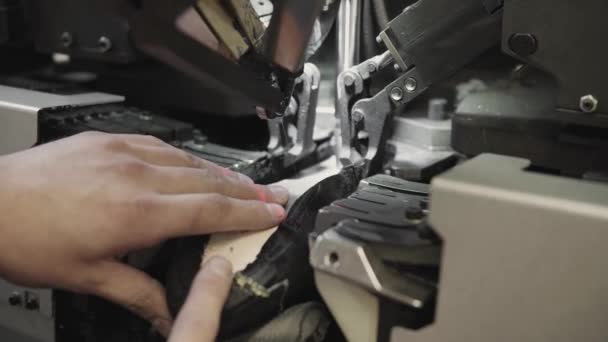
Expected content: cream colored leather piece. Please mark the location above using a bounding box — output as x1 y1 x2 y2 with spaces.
202 227 278 272
202 157 339 272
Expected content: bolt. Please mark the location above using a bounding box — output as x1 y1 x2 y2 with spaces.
580 95 599 113
428 98 448 120
343 73 356 88
352 109 365 123
24 293 39 311
367 63 377 73
60 32 73 48
390 87 404 102
404 78 418 92
508 33 538 57
97 36 112 53
8 292 22 306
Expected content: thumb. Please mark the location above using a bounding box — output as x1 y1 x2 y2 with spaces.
168 256 233 342
86 260 173 336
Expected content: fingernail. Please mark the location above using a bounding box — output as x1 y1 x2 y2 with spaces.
206 256 233 278
152 318 172 337
266 203 286 222
268 185 289 204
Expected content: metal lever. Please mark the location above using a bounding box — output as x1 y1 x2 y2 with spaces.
267 63 322 166
284 63 321 166
336 51 393 169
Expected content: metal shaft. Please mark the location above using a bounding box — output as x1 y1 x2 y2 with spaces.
336 0 361 75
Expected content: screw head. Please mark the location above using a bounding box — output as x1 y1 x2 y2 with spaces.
343 73 356 88
367 63 377 73
404 78 418 92
509 33 538 57
24 293 39 310
390 87 404 102
8 292 22 306
352 109 365 123
580 94 599 113
97 36 112 53
60 32 73 48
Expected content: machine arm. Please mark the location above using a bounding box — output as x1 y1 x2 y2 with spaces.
338 0 503 174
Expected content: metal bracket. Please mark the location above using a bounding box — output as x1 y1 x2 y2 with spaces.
284 63 321 165
336 51 393 167
310 229 429 309
337 50 428 174
266 63 323 166
0 85 124 155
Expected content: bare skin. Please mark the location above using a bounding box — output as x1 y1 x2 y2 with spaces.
0 132 288 337
168 256 234 342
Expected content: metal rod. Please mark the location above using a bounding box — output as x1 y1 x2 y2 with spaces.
336 0 362 75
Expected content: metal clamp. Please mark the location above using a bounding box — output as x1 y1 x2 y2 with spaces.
267 63 322 166
337 49 430 174
310 229 431 309
284 63 321 165
336 51 393 167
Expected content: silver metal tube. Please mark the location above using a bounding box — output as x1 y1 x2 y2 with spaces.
334 0 361 167
336 0 361 75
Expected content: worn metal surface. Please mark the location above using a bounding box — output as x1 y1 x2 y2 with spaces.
0 280 54 342
285 63 322 165
380 0 502 85
388 116 455 181
336 51 393 169
503 0 608 115
395 154 608 341
23 0 138 63
0 85 123 155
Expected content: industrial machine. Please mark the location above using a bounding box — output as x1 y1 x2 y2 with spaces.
1 0 608 341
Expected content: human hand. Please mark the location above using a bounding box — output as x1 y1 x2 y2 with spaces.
0 132 288 335
168 256 233 342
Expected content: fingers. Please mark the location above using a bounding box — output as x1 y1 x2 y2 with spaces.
86 261 173 336
91 134 290 203
86 132 245 181
106 133 167 147
127 194 286 248
168 257 233 342
79 132 166 147
124 143 246 180
150 167 289 204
